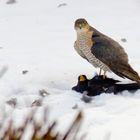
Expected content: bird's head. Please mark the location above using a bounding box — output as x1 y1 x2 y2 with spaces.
74 18 90 33
78 75 88 82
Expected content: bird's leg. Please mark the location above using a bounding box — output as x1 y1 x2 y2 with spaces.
99 68 102 76
103 71 107 79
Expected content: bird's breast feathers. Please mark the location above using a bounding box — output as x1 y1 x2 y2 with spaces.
74 30 111 71
76 30 94 48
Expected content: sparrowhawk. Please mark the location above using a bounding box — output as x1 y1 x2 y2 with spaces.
74 18 140 84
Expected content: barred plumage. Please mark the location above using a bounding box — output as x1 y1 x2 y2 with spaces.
74 18 140 84
74 32 110 72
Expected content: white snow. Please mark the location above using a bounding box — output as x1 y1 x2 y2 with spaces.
0 0 140 139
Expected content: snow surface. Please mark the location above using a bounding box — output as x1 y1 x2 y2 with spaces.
0 0 140 139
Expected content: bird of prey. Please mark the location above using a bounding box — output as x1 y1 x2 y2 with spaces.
74 18 140 84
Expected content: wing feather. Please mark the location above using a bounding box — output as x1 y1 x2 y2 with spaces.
91 35 140 83
91 36 128 69
91 36 129 78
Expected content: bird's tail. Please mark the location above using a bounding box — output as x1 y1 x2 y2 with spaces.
114 64 140 85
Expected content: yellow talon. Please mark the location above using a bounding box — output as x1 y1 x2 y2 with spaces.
99 68 102 75
103 71 107 79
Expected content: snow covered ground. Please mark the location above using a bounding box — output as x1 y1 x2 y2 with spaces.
0 0 140 139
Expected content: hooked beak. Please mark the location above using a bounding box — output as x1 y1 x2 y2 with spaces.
79 24 82 29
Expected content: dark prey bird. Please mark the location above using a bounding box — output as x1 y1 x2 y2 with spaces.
72 74 140 96
72 75 89 93
74 18 140 84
